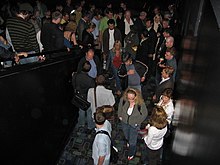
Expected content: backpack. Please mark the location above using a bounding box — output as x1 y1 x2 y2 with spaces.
95 130 119 164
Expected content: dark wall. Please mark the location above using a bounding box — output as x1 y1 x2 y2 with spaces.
0 55 80 165
168 0 220 164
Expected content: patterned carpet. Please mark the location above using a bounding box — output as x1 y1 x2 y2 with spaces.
57 79 173 165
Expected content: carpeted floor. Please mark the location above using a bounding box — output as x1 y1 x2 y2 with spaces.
57 78 174 165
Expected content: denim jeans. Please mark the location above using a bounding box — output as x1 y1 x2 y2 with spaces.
19 56 39 65
121 121 139 157
78 107 95 129
111 65 122 91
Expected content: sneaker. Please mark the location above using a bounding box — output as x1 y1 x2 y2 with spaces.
128 156 134 160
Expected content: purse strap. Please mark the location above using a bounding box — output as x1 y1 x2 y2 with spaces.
96 130 112 146
94 86 97 108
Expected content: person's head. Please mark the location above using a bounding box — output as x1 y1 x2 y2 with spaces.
145 18 153 28
106 2 112 9
113 40 122 51
161 88 173 103
87 22 96 32
149 106 168 129
82 61 91 72
94 112 106 126
85 48 95 60
52 11 62 24
163 28 172 38
154 14 162 24
123 53 132 65
165 36 174 48
96 75 106 85
66 0 72 6
64 21 77 32
162 18 170 28
82 11 91 22
107 19 115 30
75 3 82 12
124 10 131 19
161 66 174 79
105 8 114 19
165 47 176 60
123 88 144 105
141 30 149 39
93 9 102 20
139 11 147 20
18 3 33 19
120 1 127 10
62 11 70 22
56 4 63 12
153 6 160 15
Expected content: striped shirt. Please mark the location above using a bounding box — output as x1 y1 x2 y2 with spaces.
6 17 39 53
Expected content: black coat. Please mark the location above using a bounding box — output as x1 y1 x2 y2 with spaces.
72 72 95 98
155 78 174 102
41 22 64 51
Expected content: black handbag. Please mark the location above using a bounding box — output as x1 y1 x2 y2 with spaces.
71 89 90 111
71 73 90 111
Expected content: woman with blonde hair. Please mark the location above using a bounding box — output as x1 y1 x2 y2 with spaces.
118 88 148 160
143 106 168 165
106 40 123 95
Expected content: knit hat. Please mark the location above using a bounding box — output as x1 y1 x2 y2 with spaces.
19 3 33 13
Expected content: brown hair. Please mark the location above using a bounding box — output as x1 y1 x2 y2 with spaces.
149 106 168 129
94 112 106 125
122 88 144 105
163 66 174 77
162 88 173 99
166 47 176 56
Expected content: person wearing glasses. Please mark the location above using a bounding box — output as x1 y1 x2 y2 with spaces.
118 88 148 160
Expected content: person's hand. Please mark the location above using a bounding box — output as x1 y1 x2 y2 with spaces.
39 55 46 61
17 52 28 57
119 117 122 120
14 55 20 63
152 95 156 101
158 63 165 68
141 76 145 82
127 69 135 75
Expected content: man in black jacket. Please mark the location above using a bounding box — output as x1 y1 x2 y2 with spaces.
118 53 148 92
72 61 95 129
41 10 65 57
77 48 102 79
153 66 174 102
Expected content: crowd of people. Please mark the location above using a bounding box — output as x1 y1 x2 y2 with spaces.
0 0 181 164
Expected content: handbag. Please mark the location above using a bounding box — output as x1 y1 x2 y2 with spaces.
96 130 119 164
94 87 114 120
71 73 90 111
71 89 90 111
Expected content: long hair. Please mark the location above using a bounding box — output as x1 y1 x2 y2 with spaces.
149 106 168 129
112 40 122 53
122 88 144 105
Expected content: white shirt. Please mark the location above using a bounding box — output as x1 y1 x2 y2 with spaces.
91 17 100 40
127 107 133 116
157 99 175 124
124 18 134 35
144 126 167 150
159 77 170 84
87 85 115 115
109 29 115 50
93 120 112 165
